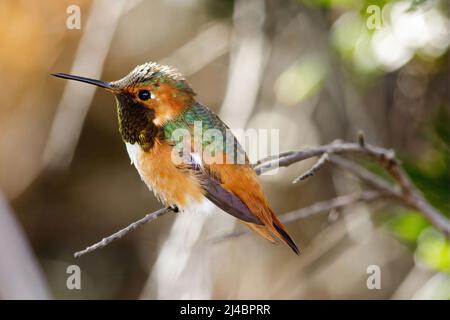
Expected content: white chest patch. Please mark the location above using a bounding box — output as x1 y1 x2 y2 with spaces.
125 142 139 166
125 142 146 184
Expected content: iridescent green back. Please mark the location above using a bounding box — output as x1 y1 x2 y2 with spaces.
162 103 247 164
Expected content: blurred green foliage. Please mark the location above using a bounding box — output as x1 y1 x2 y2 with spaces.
389 210 430 243
417 228 450 272
403 109 450 216
389 109 450 273
275 55 327 105
205 0 235 19
301 0 361 9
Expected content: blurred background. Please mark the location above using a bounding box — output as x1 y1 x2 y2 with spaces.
0 0 448 299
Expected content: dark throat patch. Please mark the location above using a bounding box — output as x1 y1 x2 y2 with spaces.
115 94 160 151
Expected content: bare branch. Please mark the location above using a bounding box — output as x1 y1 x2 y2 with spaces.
328 155 397 195
254 140 450 236
253 142 398 175
292 153 329 184
74 135 450 257
332 155 450 237
74 207 174 258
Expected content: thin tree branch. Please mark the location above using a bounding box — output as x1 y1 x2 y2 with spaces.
254 138 450 236
292 153 329 183
328 155 398 195
253 141 397 175
74 207 174 258
74 135 450 257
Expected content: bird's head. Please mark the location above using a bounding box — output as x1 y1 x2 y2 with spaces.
52 62 196 150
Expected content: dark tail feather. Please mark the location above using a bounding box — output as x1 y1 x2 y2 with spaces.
273 222 300 255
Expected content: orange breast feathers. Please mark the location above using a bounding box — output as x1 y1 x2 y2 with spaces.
136 141 204 207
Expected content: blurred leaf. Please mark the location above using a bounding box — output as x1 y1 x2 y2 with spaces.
433 107 450 150
301 0 360 9
275 55 327 105
331 13 380 76
205 0 234 18
387 106 450 273
402 109 450 215
388 210 430 242
332 13 365 59
416 228 450 272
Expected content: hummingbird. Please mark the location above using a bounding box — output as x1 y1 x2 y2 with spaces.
52 62 299 254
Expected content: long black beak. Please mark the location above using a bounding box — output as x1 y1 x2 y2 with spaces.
51 73 114 90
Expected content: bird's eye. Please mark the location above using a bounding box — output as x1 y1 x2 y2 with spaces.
138 90 151 101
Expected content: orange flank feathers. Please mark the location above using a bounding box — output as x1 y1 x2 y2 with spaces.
209 162 300 255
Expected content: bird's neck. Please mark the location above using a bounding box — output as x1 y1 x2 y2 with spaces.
161 101 199 141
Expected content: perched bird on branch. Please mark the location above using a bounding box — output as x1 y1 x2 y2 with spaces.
52 62 299 254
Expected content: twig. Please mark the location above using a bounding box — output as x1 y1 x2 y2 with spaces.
253 142 397 175
74 136 450 257
74 207 174 258
328 155 397 195
216 190 383 240
292 153 329 183
282 190 383 223
254 140 450 236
